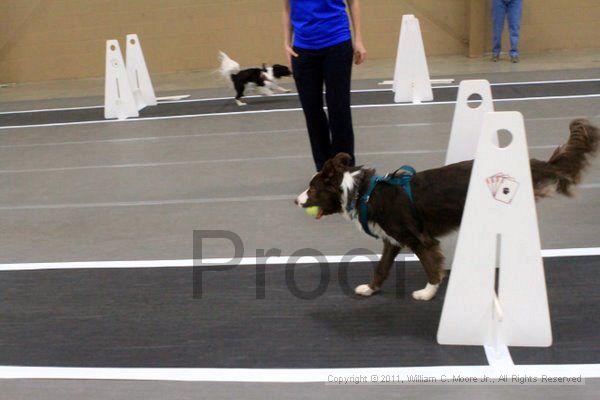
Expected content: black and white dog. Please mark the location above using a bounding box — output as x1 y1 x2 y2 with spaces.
218 51 292 106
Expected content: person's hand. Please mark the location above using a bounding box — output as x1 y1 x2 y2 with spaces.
285 45 299 71
354 41 367 65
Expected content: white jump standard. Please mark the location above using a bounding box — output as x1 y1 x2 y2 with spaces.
445 79 496 165
104 40 138 120
392 15 433 104
438 111 553 351
126 34 157 111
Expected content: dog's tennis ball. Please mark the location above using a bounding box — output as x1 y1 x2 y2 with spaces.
305 206 320 217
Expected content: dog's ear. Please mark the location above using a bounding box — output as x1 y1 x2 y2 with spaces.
320 153 352 181
331 153 353 172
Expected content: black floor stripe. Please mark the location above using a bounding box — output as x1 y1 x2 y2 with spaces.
0 256 598 368
0 261 484 368
510 256 600 365
1 80 599 128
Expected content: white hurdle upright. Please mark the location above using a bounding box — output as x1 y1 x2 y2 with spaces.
445 80 496 165
126 34 157 110
437 111 552 353
392 15 433 104
104 40 138 120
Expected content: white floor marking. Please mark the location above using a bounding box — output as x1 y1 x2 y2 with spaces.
1 77 599 115
0 107 305 130
540 246 600 257
484 345 515 369
0 145 568 174
0 127 308 145
0 248 598 381
0 194 297 211
0 104 101 115
1 247 598 271
155 94 190 101
0 114 590 147
1 94 599 131
0 181 598 211
350 94 600 112
482 77 600 87
580 183 600 189
0 363 598 382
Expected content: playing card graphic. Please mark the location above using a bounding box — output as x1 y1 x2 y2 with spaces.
486 173 519 204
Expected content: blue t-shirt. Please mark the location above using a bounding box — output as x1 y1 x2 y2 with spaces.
290 0 351 50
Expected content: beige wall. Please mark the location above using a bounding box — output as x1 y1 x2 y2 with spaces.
484 0 600 54
1 0 599 83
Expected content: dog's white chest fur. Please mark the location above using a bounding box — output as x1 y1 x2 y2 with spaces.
353 220 401 247
341 171 401 246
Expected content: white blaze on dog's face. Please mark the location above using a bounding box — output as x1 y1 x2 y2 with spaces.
295 187 311 207
295 153 353 219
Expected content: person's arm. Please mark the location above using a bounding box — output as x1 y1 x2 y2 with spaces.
282 0 299 69
347 0 366 65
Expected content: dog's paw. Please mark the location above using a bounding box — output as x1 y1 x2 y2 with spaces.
355 284 378 297
412 283 439 301
235 100 247 106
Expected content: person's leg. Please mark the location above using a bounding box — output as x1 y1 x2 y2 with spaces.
507 0 523 59
492 0 508 58
323 40 355 165
292 48 331 171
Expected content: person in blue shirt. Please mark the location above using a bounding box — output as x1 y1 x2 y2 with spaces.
283 0 366 171
491 0 523 63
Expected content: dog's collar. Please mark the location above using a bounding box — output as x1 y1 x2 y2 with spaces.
356 165 417 239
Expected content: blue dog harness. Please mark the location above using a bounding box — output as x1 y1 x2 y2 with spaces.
351 165 418 239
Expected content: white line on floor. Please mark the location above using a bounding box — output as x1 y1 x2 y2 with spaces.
0 194 297 211
0 145 562 174
0 115 591 147
0 182 598 211
350 94 600 112
0 363 598 382
1 93 599 131
0 88 377 115
0 127 308 145
1 77 599 115
580 183 600 189
483 77 600 86
484 345 515 369
1 247 598 271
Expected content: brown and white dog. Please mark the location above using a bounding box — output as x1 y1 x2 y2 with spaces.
295 119 598 300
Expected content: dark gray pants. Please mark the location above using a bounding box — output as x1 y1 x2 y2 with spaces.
292 40 355 171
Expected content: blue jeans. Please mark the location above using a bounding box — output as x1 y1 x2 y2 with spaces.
492 0 522 57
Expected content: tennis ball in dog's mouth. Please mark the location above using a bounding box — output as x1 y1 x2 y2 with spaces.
305 206 321 217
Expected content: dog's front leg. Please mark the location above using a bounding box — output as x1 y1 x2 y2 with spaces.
258 86 274 96
355 240 401 297
272 84 290 93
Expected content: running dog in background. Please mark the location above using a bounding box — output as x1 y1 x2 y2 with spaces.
218 51 292 106
295 119 598 301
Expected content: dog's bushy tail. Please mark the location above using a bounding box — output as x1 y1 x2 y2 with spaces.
532 119 598 199
217 51 240 79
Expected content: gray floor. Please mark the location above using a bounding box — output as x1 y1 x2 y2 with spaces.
0 69 599 398
0 379 599 400
0 92 598 262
